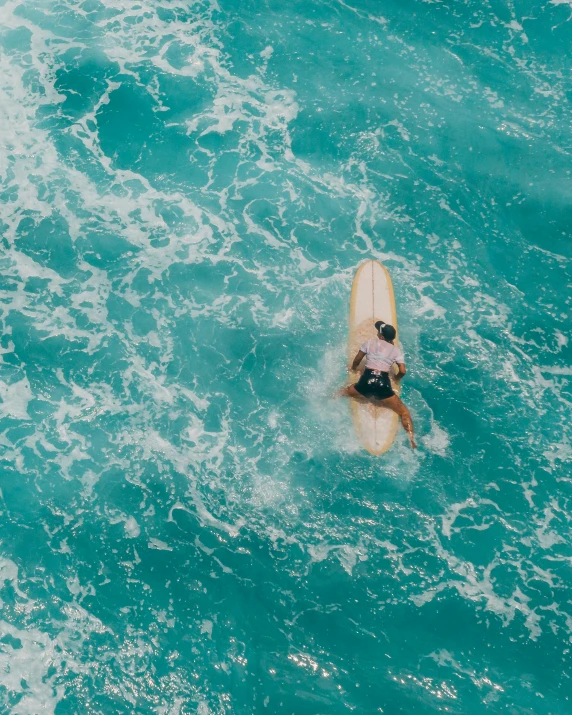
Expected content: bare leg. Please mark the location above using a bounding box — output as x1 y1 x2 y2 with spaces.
335 385 362 398
333 385 372 405
379 394 417 449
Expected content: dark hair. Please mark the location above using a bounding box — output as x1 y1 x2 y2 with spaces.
375 322 396 341
382 324 396 341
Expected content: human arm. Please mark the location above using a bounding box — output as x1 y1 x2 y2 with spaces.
394 362 407 381
349 350 366 372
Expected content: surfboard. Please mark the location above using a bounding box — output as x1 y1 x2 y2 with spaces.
348 260 400 455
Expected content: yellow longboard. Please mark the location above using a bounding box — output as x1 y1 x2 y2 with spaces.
348 260 400 455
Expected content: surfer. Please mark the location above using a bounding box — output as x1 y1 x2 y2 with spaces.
339 321 417 449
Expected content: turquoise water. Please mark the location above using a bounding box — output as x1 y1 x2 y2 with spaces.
0 0 571 711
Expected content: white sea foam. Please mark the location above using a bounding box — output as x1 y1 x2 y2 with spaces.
124 516 141 538
149 538 172 551
423 422 450 457
428 649 505 700
0 568 111 715
0 378 32 420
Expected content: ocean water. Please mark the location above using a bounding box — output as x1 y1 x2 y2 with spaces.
0 0 571 712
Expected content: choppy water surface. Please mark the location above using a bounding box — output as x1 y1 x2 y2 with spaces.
0 0 571 712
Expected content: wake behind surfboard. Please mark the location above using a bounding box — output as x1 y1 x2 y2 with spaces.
347 260 401 455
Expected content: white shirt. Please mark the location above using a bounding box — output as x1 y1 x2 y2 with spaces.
360 338 404 372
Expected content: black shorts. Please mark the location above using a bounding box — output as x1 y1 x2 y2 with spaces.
354 369 395 400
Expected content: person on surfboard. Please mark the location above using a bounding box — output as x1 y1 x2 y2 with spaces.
339 321 417 449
